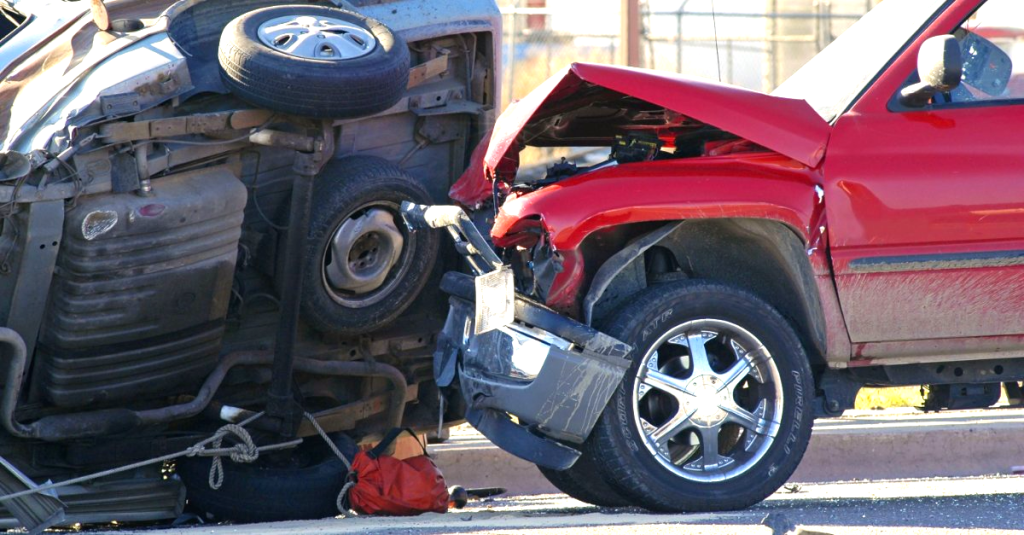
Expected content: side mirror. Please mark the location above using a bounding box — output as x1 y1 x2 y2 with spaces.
899 35 963 107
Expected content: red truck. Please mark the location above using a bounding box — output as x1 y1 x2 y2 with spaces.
403 0 1024 513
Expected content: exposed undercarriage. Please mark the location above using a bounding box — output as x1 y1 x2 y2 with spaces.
0 0 498 527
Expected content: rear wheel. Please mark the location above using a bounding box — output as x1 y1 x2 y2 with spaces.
301 156 439 335
588 281 813 512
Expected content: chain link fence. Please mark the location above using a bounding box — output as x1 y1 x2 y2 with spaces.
498 0 879 111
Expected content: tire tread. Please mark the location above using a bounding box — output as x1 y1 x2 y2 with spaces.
217 5 410 118
587 280 814 513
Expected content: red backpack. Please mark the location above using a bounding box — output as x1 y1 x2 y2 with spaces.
346 428 449 515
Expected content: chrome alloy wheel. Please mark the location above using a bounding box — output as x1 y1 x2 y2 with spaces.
632 319 784 483
322 203 408 307
257 15 377 60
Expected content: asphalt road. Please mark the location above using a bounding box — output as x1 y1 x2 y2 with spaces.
433 408 1024 494
114 475 1024 535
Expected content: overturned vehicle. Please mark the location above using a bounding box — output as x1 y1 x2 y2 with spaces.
0 0 498 529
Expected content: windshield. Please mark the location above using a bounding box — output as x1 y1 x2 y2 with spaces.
772 0 948 122
0 1 25 43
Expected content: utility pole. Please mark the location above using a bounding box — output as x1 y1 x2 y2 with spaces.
527 0 546 31
620 0 641 67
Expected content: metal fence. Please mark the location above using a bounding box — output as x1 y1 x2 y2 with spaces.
499 1 874 110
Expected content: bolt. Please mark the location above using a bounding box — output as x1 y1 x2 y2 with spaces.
827 399 840 412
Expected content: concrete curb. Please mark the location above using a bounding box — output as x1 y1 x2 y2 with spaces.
430 408 1024 495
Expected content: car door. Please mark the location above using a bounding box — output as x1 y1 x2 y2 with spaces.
827 0 1024 361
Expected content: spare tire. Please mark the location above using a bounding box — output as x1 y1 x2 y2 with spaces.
301 155 439 335
178 433 358 523
218 5 409 118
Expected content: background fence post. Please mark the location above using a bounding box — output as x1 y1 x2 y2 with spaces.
620 0 641 66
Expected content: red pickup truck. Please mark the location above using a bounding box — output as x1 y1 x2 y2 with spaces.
404 0 1024 514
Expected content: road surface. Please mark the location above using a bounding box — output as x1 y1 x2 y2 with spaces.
114 474 1024 535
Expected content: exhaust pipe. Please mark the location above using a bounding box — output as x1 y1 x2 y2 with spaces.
0 330 408 441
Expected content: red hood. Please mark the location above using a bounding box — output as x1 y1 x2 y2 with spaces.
484 63 831 176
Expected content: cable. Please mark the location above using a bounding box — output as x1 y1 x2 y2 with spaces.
125 115 277 152
0 411 304 506
711 0 722 82
242 149 288 231
131 131 254 150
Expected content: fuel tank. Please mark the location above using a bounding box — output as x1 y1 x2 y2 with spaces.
38 166 246 407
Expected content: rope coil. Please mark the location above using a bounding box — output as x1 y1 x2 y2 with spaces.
0 411 274 506
185 423 261 490
0 409 364 523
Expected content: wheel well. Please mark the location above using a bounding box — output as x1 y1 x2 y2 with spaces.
589 219 828 369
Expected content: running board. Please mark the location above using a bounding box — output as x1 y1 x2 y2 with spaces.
0 456 65 534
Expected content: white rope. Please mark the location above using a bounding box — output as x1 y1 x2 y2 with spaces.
336 480 357 514
303 412 357 517
0 411 276 505
188 423 261 490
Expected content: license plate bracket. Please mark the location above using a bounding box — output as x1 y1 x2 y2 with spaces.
474 267 515 334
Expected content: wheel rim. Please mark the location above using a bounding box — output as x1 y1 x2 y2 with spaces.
631 319 784 483
257 14 377 60
322 202 410 308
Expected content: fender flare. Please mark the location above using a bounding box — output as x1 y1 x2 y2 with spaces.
585 218 831 364
582 221 683 325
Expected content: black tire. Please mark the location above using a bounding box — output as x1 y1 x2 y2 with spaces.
178 435 358 523
218 5 409 118
301 156 439 335
587 281 814 513
537 450 631 507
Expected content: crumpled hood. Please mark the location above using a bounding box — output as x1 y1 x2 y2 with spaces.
483 62 831 177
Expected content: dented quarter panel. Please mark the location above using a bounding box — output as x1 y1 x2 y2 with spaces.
13 34 190 153
0 0 88 79
1 0 177 149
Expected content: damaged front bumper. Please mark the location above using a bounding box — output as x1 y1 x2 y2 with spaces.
402 203 632 469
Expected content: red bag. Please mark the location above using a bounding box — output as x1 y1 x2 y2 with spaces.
347 428 449 515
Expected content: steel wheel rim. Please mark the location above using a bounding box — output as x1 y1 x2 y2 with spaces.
257 15 377 60
321 201 411 308
631 319 784 483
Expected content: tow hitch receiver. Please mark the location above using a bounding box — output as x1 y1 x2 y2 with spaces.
401 203 633 469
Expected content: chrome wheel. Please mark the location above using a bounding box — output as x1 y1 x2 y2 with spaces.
632 319 783 483
322 203 408 308
257 14 377 60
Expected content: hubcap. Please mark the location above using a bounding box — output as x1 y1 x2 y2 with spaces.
322 205 407 307
257 15 377 60
632 319 783 482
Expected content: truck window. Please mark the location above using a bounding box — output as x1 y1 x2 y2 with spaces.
0 2 25 43
946 0 1024 104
